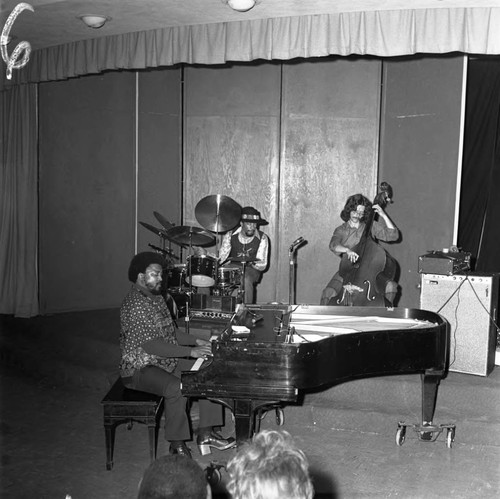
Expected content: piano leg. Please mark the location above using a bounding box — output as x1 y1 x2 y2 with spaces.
215 399 283 444
233 400 257 442
420 372 442 440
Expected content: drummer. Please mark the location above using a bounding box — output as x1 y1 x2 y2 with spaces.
218 206 269 303
195 206 269 303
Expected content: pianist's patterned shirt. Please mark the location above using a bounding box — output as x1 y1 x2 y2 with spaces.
119 284 178 377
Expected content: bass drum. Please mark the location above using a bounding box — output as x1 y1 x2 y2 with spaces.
186 255 217 288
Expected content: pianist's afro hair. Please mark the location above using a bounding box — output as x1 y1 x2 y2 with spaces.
128 252 165 283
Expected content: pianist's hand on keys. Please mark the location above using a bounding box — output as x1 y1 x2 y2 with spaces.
190 339 212 359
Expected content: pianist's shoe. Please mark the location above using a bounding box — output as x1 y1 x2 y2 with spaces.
169 441 192 459
197 429 236 456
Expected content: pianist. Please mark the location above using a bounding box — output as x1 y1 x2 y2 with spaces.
119 251 235 458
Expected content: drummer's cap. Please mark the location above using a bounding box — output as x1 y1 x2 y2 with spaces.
241 206 268 225
128 251 164 283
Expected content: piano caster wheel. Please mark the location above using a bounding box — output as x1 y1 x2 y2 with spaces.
206 467 221 486
446 428 455 449
276 408 284 426
396 425 406 446
205 461 225 486
395 421 456 447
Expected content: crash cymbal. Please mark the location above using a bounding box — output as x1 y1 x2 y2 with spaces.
228 256 261 263
166 225 215 246
139 221 169 238
153 211 174 231
195 195 241 233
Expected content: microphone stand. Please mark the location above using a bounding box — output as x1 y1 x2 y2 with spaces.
288 247 297 305
288 238 306 305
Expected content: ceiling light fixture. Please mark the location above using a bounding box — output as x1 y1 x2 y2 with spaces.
78 14 111 29
222 0 258 13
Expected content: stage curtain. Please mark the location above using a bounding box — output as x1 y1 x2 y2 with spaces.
458 59 500 272
3 7 500 87
0 84 39 317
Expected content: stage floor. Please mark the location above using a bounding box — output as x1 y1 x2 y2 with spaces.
1 309 499 498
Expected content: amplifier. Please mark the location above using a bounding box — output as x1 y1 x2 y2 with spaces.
420 272 498 376
418 251 471 275
190 309 234 321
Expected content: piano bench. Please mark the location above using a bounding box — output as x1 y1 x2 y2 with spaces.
101 377 164 470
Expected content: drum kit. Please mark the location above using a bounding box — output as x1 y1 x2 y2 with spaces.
139 195 259 310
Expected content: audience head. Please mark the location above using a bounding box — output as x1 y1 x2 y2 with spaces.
226 429 314 499
137 454 211 499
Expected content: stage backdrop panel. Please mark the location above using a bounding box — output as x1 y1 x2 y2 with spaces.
137 68 182 259
184 58 381 304
184 62 282 304
379 55 464 308
280 57 381 305
39 72 136 313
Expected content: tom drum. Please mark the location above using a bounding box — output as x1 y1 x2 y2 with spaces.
217 265 241 288
186 255 217 288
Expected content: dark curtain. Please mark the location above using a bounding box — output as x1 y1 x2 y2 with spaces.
0 84 39 317
458 58 500 273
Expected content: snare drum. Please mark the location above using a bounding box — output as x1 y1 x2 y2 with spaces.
186 255 217 288
217 265 241 287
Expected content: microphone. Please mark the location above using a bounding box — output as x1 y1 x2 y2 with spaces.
289 236 305 252
291 236 305 247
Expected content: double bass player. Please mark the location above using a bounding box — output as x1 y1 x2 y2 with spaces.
320 192 400 306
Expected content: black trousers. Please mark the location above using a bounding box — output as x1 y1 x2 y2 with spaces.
123 359 224 442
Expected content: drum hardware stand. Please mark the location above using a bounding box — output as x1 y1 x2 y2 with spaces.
184 299 191 335
239 261 248 304
288 237 305 305
185 232 196 334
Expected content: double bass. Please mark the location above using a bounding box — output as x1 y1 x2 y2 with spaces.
334 182 398 307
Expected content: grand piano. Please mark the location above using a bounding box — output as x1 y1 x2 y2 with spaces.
181 304 450 443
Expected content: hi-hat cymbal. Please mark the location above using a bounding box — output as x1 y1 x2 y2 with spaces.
166 225 215 246
195 195 241 233
153 211 174 231
228 256 261 263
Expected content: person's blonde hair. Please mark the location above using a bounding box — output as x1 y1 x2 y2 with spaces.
226 430 314 499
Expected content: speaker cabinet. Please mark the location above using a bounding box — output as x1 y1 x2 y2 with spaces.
420 273 498 376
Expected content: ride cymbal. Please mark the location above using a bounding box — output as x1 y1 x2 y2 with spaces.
166 225 215 246
195 195 241 233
